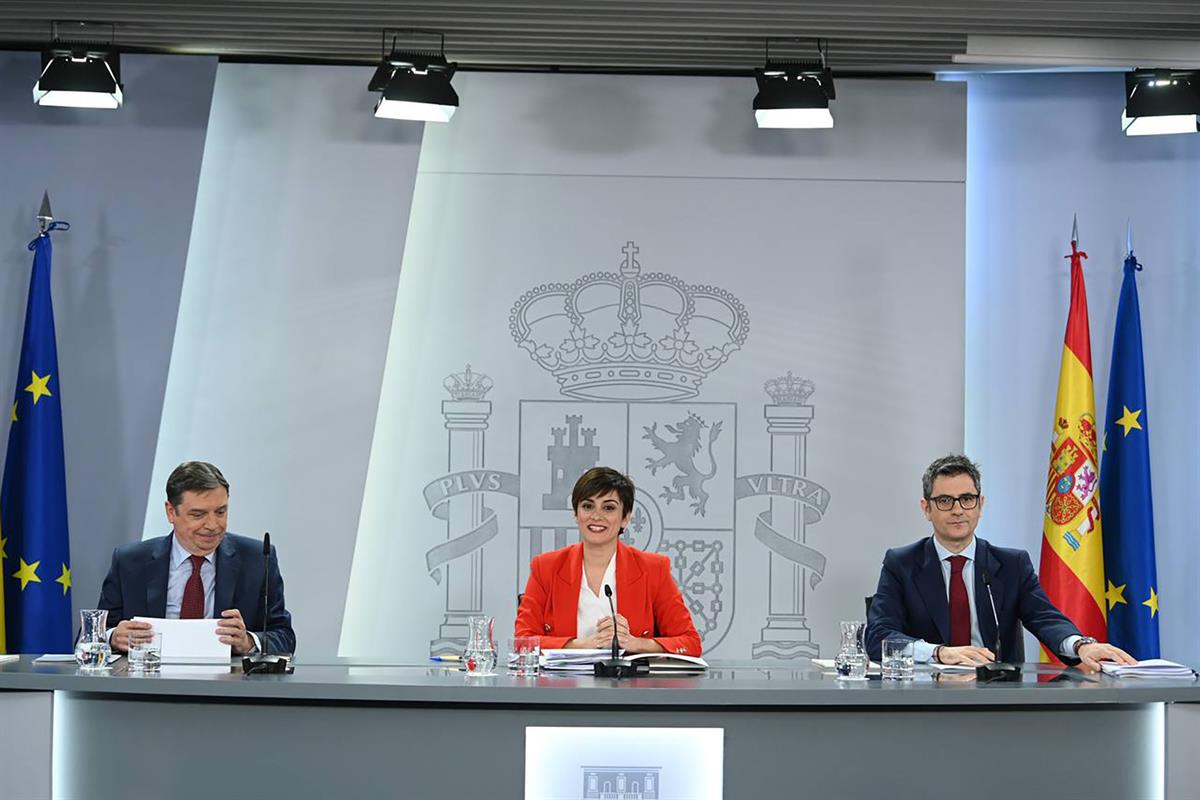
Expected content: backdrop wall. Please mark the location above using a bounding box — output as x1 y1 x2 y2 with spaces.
143 62 423 658
0 51 216 626
340 72 967 661
965 71 1200 664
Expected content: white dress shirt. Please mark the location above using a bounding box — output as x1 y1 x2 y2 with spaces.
577 554 617 640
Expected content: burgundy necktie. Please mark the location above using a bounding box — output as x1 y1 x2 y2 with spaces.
948 555 970 646
180 554 206 619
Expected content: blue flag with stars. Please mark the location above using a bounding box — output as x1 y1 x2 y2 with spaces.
0 226 72 654
1099 250 1159 659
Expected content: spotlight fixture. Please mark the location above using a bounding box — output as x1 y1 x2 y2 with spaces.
33 21 123 109
753 39 835 129
1122 69 1200 136
368 29 458 122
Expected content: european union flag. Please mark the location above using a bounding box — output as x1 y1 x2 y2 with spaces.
1099 250 1159 659
0 225 72 654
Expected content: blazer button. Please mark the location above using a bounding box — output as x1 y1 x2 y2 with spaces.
543 624 552 633
641 630 650 637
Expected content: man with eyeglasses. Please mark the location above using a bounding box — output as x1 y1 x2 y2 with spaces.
865 454 1134 669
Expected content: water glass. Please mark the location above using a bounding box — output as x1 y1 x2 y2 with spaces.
127 631 163 674
881 637 915 681
509 636 540 676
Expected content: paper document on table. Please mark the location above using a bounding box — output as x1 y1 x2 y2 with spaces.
1099 659 1197 679
930 663 977 673
132 617 229 664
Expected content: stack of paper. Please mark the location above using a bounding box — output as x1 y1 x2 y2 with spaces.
1100 659 1197 679
539 649 709 672
541 648 611 671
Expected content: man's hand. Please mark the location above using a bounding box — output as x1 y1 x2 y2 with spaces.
216 609 255 655
111 620 153 654
936 645 995 666
1077 642 1137 671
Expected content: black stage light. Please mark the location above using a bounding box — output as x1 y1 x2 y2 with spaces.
1122 68 1200 136
369 30 458 122
754 39 835 129
33 22 122 109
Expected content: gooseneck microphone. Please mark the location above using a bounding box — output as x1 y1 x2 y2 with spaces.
605 584 620 661
593 583 649 679
976 569 1021 682
242 532 291 675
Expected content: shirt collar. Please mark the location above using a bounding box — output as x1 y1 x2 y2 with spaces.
932 535 976 563
580 552 618 589
170 534 217 569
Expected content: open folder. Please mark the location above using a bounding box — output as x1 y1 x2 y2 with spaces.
131 617 230 664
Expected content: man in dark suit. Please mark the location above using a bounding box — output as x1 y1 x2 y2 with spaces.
98 461 295 656
866 454 1132 669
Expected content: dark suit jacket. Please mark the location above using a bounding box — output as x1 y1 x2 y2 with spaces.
865 536 1080 664
97 532 296 655
515 541 702 655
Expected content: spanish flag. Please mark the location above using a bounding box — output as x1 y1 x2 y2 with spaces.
1039 222 1107 662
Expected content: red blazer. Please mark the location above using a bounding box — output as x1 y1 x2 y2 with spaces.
515 541 702 655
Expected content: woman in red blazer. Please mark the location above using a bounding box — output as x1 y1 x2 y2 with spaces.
515 467 702 655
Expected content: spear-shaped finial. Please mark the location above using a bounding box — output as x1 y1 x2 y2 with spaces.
1071 213 1079 245
37 191 53 233
1126 218 1134 256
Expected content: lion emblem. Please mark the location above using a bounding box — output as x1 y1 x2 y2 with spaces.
643 413 724 516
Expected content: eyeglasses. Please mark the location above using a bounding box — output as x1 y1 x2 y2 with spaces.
928 493 980 511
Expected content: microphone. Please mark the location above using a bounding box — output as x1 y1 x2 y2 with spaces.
605 584 619 661
975 569 1021 682
593 583 648 679
242 532 291 675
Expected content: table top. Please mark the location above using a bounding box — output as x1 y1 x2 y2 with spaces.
2 657 1197 707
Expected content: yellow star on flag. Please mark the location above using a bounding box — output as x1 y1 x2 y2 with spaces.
1105 580 1127 610
24 371 52 405
9 402 15 423
1116 406 1143 437
1143 587 1159 618
55 563 71 595
0 534 6 560
13 558 41 591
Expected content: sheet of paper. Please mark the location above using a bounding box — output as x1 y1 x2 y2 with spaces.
930 663 977 673
132 617 230 664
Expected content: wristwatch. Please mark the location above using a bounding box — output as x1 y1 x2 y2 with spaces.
1073 636 1098 656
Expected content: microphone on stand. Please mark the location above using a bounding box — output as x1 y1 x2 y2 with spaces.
593 584 648 679
975 569 1021 682
242 532 291 675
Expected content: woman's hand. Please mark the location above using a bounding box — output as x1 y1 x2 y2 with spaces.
596 614 664 654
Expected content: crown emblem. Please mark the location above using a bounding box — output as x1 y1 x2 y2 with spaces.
509 241 749 401
443 364 493 401
764 371 814 405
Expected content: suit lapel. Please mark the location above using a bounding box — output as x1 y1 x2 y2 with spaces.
915 538 950 643
214 537 239 615
614 541 646 619
974 538 1003 652
552 543 584 637
145 534 173 617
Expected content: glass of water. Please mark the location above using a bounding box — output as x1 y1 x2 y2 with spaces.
881 636 915 681
127 631 162 674
509 636 540 676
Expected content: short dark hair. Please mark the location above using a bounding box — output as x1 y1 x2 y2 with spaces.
571 467 635 516
922 454 981 498
166 461 230 507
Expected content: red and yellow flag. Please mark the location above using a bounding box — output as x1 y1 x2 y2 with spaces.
1040 235 1107 662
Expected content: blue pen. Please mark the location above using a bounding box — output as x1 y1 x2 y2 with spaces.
429 655 461 662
